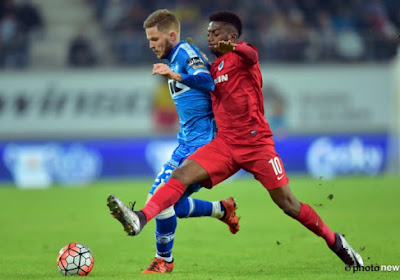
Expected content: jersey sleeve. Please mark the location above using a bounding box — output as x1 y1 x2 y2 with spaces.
234 43 258 65
179 48 215 92
181 72 215 92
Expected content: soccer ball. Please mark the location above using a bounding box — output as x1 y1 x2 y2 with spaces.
57 243 94 276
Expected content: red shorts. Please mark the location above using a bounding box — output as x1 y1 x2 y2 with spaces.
188 136 290 190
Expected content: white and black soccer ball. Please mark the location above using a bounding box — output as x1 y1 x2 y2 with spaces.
57 243 94 276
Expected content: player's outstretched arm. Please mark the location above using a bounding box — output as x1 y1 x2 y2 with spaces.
233 44 258 65
216 40 258 65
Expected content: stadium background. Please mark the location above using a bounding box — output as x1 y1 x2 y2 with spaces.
1 1 400 279
0 0 399 188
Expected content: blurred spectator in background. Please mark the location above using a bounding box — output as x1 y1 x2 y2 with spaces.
282 9 311 62
110 1 147 64
80 0 400 65
0 11 28 68
101 0 128 33
331 5 365 61
89 0 108 21
361 0 399 60
16 0 44 34
67 31 98 67
112 27 143 65
2 0 399 69
0 0 44 69
307 10 336 61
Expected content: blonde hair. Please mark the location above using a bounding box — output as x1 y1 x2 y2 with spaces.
143 9 180 34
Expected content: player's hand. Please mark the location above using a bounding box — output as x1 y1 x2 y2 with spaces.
152 63 182 81
152 63 172 76
216 40 237 54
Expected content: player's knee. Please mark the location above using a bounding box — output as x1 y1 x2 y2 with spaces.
171 167 193 186
155 206 175 220
171 167 185 182
170 160 206 186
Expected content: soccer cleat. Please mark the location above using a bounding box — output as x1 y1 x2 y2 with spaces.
330 233 364 266
142 258 174 274
220 197 240 234
107 194 146 236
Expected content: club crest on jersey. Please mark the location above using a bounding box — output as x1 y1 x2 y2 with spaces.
218 60 224 71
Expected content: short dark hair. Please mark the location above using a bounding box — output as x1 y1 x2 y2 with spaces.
209 11 242 37
143 9 180 34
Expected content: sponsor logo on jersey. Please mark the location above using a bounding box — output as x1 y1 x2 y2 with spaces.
187 57 204 67
214 74 228 84
218 60 224 71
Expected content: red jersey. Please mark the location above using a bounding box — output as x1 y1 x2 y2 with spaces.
210 41 273 145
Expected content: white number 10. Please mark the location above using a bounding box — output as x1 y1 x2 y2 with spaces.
268 157 283 175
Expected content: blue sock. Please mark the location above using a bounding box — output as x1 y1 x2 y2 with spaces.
155 215 177 261
175 197 224 218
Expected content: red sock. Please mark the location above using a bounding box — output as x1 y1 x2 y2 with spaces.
296 202 336 247
141 178 186 222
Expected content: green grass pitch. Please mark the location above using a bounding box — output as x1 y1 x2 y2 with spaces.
0 176 399 279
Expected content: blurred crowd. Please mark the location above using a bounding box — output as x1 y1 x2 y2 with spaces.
87 0 400 64
0 0 44 68
1 0 399 69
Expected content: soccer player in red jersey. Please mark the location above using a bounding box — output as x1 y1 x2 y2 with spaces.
108 11 364 268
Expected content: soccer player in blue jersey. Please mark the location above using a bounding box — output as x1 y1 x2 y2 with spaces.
107 9 240 274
